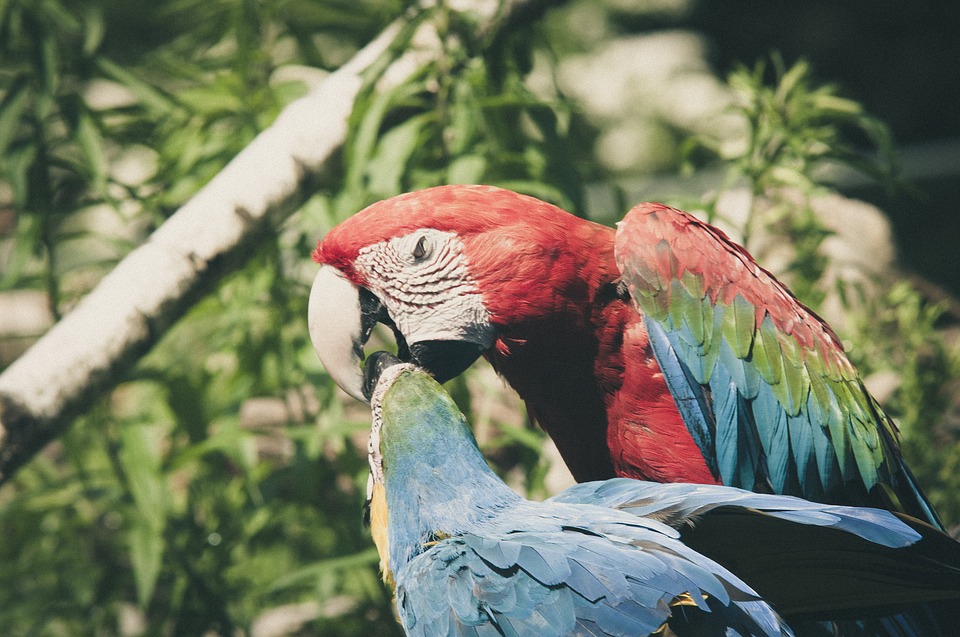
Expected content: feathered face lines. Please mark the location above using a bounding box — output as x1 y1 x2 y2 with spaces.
353 228 497 349
309 184 620 401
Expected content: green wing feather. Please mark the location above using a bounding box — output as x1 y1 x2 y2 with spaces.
615 203 940 526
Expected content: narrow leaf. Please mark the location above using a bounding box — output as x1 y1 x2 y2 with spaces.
127 516 164 608
0 75 30 156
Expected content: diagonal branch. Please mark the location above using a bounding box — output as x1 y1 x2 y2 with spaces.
0 0 562 484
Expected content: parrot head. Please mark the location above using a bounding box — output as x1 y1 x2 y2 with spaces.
363 350 519 584
309 184 620 402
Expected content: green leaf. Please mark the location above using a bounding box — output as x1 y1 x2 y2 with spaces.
5 141 38 209
127 515 165 608
38 27 59 95
119 424 167 532
96 58 175 115
73 108 107 190
268 547 381 593
81 6 104 56
175 85 245 116
343 72 427 195
0 75 30 157
491 180 573 211
366 113 430 196
810 93 862 116
447 154 486 185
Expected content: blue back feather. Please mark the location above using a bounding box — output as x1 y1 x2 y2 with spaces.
373 368 951 636
377 369 794 636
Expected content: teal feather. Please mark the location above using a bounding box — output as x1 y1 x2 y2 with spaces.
758 398 790 494
374 365 795 636
850 412 881 491
719 339 761 399
714 371 744 489
788 407 820 500
619 225 943 526
372 363 960 636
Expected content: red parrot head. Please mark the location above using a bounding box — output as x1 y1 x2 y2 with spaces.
309 185 617 401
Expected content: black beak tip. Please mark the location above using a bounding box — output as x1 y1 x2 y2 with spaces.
362 351 405 400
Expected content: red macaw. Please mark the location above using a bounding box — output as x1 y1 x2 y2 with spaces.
308 184 940 528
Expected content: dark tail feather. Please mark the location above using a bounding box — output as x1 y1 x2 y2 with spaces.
679 507 960 635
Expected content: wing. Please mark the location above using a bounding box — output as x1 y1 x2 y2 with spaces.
614 203 939 526
394 529 789 637
550 479 960 620
550 479 922 548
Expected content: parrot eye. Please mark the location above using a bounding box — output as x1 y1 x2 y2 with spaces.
412 236 428 261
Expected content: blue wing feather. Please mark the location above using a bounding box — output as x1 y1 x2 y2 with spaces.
713 368 743 489
617 210 946 529
395 518 790 637
644 317 722 476
644 317 719 478
548 479 922 549
753 383 790 493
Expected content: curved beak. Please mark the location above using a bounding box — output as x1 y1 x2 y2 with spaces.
308 265 490 402
308 265 378 401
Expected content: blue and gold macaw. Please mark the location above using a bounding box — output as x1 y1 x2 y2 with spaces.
362 352 960 637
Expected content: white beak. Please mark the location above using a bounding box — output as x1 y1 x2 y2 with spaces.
307 265 367 402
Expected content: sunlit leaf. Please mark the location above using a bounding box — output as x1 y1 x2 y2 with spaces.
127 515 165 607
366 113 431 196
446 153 486 184
73 108 108 190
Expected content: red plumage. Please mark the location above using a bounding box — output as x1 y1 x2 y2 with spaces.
617 203 848 369
314 186 718 484
311 185 954 637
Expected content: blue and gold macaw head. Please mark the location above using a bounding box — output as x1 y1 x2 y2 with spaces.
363 352 520 586
355 352 960 637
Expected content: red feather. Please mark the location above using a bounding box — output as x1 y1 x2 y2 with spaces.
314 186 718 485
616 203 851 375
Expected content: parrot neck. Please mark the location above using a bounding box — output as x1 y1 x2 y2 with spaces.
476 217 716 485
385 445 520 574
377 372 522 576
481 224 635 482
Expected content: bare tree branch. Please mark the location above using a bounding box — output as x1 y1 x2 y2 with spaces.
0 19 400 481
0 0 559 484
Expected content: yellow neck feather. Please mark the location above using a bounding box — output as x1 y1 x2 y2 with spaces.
369 481 393 588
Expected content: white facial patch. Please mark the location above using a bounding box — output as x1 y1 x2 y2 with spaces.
355 229 497 349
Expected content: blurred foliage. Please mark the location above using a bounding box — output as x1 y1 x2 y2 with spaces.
0 0 568 635
2 1 960 636
333 1 585 217
682 56 960 531
685 56 898 305
848 283 960 528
